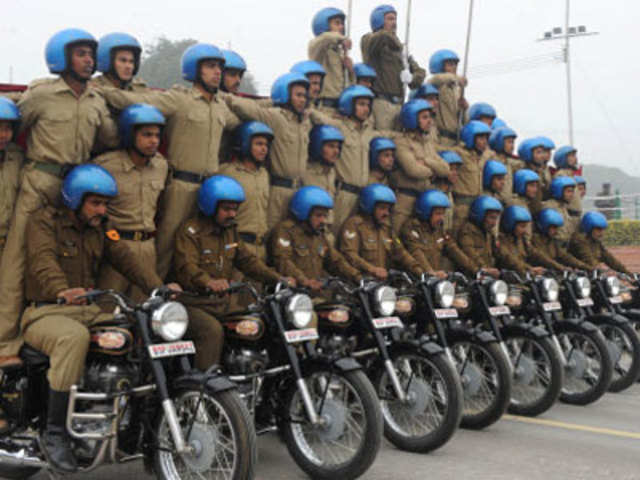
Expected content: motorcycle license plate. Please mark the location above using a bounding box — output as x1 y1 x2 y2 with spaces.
610 296 623 304
284 328 319 343
488 306 511 316
434 308 458 319
372 316 403 329
543 301 562 312
148 341 196 359
576 298 594 307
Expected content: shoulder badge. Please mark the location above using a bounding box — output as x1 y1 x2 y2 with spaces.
437 237 445 244
278 237 291 248
344 230 356 240
187 226 197 235
225 243 238 250
106 229 120 242
411 230 419 239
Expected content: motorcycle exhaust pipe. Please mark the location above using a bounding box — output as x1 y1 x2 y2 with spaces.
0 447 48 469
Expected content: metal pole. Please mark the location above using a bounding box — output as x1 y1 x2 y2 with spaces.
457 0 474 140
402 0 413 102
564 0 575 144
343 0 353 88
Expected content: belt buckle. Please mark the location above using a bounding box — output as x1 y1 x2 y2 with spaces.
133 231 143 241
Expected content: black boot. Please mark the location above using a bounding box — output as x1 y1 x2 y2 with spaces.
42 389 77 473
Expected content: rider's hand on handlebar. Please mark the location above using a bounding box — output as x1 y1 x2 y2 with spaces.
165 283 182 299
481 268 500 279
530 267 546 276
429 270 448 279
57 287 89 305
371 267 388 280
281 277 297 288
207 279 230 293
301 278 323 291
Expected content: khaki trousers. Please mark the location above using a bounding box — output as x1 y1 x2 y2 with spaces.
185 306 224 371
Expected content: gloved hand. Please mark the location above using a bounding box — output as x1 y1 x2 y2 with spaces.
400 69 412 84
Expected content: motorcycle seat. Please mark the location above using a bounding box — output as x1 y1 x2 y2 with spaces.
19 344 49 367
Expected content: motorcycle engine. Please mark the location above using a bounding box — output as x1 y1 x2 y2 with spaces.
83 361 138 394
224 349 269 375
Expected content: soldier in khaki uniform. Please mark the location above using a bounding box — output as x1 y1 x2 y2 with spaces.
401 190 477 276
452 121 496 233
339 184 422 279
508 169 543 215
226 72 311 229
518 138 553 201
99 44 241 278
390 99 450 233
497 206 546 276
553 145 583 220
92 32 147 93
271 186 361 293
0 29 119 360
489 126 520 205
173 176 287 370
21 165 171 472
568 212 631 274
309 7 354 111
368 136 396 184
94 104 168 302
427 49 467 146
411 83 443 144
482 159 508 201
530 209 591 271
291 60 327 106
361 5 426 130
432 151 463 233
542 176 578 246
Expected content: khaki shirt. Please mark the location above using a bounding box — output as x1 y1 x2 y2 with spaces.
303 161 336 196
271 218 360 283
541 198 574 244
102 85 240 176
361 31 425 98
218 161 270 238
400 217 476 274
25 207 162 302
497 233 534 275
530 232 590 271
339 213 421 275
528 163 553 201
391 131 450 192
428 73 463 134
93 150 168 232
453 146 496 197
90 74 148 92
18 77 119 165
308 32 354 99
227 96 311 182
568 232 629 274
368 170 389 185
457 221 521 271
0 143 24 238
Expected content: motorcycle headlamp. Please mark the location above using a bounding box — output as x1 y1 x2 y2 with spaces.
374 286 397 317
605 276 621 297
286 294 314 329
574 277 591 299
151 302 189 341
435 281 455 308
541 278 560 302
489 280 508 306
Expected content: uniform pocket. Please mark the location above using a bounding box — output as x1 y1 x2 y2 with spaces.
293 245 310 258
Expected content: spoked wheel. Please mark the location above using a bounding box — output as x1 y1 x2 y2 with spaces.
449 340 512 430
373 351 463 453
154 389 256 480
506 335 563 417
556 323 612 405
281 368 382 480
598 322 640 392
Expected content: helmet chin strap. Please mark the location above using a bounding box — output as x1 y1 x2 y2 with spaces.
198 80 218 95
67 68 90 84
108 69 131 89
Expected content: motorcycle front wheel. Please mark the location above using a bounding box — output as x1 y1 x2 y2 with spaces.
597 320 640 392
154 388 256 480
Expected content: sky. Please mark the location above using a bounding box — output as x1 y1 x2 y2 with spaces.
3 0 639 176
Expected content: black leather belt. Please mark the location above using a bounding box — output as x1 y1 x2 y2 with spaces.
33 161 74 179
119 230 156 241
335 180 361 195
439 130 459 140
31 301 57 308
376 93 403 105
397 187 420 198
270 175 301 189
239 232 263 245
318 98 338 108
173 169 207 184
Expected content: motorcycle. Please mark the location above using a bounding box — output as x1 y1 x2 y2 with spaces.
212 282 382 480
0 288 256 480
315 273 463 453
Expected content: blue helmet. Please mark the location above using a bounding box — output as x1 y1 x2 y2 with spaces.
411 83 439 100
222 50 247 73
118 103 165 149
518 137 545 163
271 72 310 106
553 145 577 169
581 211 608 234
309 125 344 162
460 120 492 149
537 136 556 150
513 169 540 196
62 165 118 210
438 150 463 166
290 186 334 221
234 121 274 158
536 208 564 234
400 99 433 130
312 7 346 36
491 117 507 130
369 137 396 169
502 205 532 234
416 190 451 222
0 98 21 130
574 175 586 186
489 126 517 153
291 60 326 79
370 5 396 31
429 49 460 74
550 176 577 201
338 85 374 116
354 63 377 80
181 43 225 82
468 102 497 121
469 195 503 227
198 175 245 217
483 160 508 190
45 28 97 74
97 32 141 74
360 184 396 215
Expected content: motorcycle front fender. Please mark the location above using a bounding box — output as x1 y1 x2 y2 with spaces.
172 370 237 394
301 355 363 375
620 308 640 322
588 312 630 327
447 326 497 345
501 323 549 340
557 316 600 333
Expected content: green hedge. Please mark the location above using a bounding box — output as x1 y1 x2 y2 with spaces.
604 220 640 246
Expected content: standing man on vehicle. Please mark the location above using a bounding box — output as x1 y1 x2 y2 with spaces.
92 32 147 93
